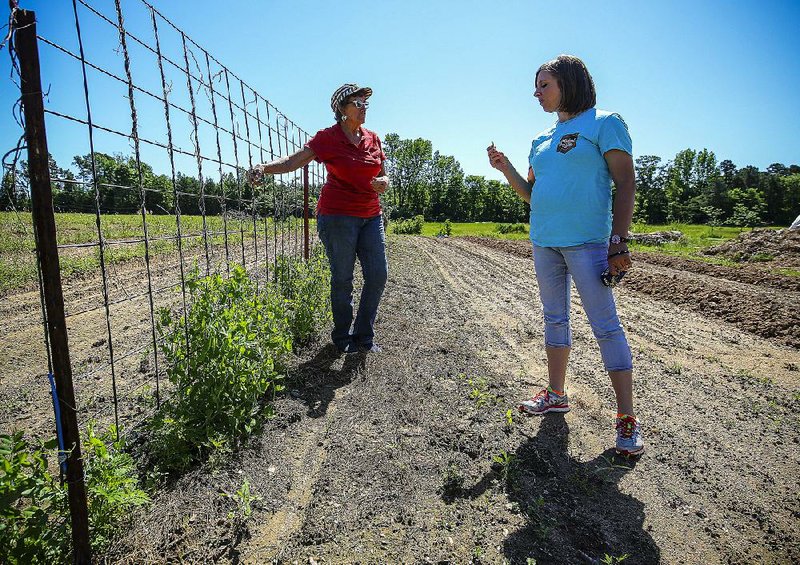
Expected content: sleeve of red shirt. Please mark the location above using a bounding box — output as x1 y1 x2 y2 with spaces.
305 128 331 163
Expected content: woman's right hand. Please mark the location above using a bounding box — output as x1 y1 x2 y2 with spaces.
487 143 510 173
247 164 265 185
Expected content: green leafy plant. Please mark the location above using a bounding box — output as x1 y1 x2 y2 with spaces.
221 478 262 524
152 259 330 474
440 462 465 497
274 248 332 344
0 425 148 562
82 424 150 552
467 377 498 408
152 265 293 473
601 553 631 564
496 223 527 234
391 215 425 235
492 450 518 489
524 495 554 542
0 432 68 564
436 219 452 237
504 408 514 430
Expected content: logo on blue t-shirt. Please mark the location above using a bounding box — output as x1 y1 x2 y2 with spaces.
556 133 579 154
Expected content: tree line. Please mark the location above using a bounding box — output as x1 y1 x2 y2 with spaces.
3 138 799 227
634 150 800 227
382 133 530 223
381 135 800 227
1 153 308 217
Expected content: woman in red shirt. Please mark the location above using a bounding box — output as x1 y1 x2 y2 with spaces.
249 84 389 354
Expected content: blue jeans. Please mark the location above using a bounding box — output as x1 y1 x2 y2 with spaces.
316 214 388 350
532 242 632 372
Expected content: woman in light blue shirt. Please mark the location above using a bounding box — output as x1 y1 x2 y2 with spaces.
488 54 643 456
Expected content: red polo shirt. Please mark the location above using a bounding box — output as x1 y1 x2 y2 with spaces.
306 124 385 218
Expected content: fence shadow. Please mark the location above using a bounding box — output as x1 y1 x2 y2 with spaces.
295 344 366 418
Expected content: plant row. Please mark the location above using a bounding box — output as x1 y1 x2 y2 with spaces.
0 251 332 562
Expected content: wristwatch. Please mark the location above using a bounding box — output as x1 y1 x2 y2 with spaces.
610 234 630 245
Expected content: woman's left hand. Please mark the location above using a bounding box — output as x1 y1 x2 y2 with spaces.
608 243 632 276
370 176 389 194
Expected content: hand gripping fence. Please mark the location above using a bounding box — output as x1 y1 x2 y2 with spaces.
5 1 325 560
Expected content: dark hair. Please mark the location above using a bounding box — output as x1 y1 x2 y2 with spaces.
536 54 596 115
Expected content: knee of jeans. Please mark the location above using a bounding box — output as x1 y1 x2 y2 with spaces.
364 264 388 288
543 319 571 348
329 273 354 290
543 313 569 328
591 323 625 342
601 349 633 372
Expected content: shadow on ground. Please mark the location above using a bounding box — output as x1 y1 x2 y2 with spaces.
468 414 660 564
294 343 366 418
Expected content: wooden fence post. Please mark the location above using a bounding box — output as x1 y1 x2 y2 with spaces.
14 8 92 563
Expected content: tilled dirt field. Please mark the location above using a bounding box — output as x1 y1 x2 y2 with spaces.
3 236 799 564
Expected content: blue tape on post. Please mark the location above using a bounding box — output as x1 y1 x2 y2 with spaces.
47 373 68 475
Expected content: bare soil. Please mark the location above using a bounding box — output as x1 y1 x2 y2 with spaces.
2 236 799 564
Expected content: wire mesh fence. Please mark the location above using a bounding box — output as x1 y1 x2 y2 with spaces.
2 0 325 451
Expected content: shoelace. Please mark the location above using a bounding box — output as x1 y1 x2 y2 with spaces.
616 417 638 439
531 388 549 402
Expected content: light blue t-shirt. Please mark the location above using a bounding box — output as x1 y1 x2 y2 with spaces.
528 108 632 247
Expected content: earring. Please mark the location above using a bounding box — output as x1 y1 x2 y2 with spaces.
341 115 348 122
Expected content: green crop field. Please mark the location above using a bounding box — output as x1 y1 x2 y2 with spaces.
0 212 302 295
0 213 782 295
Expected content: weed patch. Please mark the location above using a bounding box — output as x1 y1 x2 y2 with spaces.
391 215 425 235
495 223 527 234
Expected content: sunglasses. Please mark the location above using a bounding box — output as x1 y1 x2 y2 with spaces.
349 99 369 109
601 268 627 287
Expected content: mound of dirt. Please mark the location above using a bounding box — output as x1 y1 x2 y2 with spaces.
629 230 684 245
702 228 800 267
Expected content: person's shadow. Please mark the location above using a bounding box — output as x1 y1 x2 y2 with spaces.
466 414 660 564
293 343 366 418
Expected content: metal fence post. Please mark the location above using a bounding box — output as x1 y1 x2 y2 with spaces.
13 8 92 563
303 164 309 261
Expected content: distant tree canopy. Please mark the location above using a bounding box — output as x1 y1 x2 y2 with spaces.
633 150 800 227
3 141 799 228
382 133 529 223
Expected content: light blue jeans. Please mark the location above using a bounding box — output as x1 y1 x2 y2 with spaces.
532 242 632 372
316 214 388 350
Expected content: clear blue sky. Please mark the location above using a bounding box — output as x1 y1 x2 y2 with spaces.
2 0 799 181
